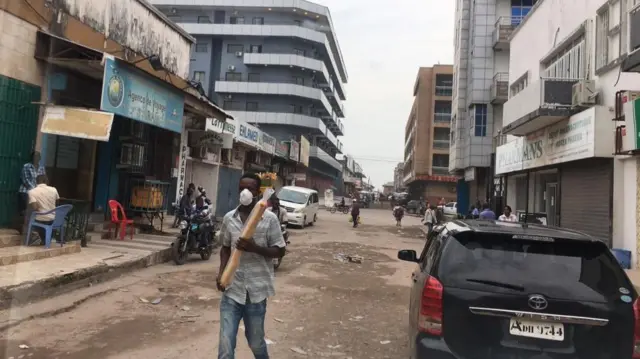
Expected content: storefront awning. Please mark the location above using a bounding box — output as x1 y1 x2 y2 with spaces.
35 30 233 122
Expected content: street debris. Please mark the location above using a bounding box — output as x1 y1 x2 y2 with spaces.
151 298 163 305
265 338 275 345
290 347 307 355
274 318 284 323
380 340 391 345
139 297 149 303
349 315 364 322
295 326 304 331
18 344 29 349
327 345 341 349
181 306 190 311
334 253 364 264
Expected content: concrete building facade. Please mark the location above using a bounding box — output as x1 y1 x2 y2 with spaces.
495 0 640 265
449 0 538 207
403 66 458 204
151 0 347 188
393 162 404 192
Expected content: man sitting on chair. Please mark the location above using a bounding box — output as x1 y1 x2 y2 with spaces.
27 175 60 245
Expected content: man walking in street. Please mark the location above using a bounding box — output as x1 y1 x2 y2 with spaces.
479 202 496 220
422 204 437 235
18 151 45 217
216 173 286 359
351 199 360 228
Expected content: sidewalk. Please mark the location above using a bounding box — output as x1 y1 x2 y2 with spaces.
0 232 177 309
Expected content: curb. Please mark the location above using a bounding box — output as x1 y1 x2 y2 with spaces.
0 247 173 310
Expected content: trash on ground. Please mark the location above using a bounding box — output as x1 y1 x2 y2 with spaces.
274 318 284 323
19 344 29 349
328 345 341 349
120 288 129 292
265 338 275 345
334 253 348 263
181 306 190 311
139 297 149 303
290 347 307 355
151 298 163 305
335 253 363 264
295 326 304 331
348 255 364 264
349 315 364 321
380 340 391 345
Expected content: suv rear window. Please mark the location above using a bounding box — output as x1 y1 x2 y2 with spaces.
438 232 632 302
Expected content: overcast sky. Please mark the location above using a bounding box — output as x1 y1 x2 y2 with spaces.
316 0 455 189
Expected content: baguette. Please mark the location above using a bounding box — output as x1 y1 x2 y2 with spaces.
219 189 275 289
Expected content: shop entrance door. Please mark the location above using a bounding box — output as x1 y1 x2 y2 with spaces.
545 183 558 227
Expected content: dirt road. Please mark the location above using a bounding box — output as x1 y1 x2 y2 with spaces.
0 209 426 359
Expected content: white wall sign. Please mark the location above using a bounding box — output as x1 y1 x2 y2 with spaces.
176 128 189 201
236 119 261 149
464 167 475 182
495 107 597 175
259 132 276 154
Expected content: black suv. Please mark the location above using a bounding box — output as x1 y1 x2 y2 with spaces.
398 220 639 359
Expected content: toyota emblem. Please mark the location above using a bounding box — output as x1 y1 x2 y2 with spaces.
528 294 548 310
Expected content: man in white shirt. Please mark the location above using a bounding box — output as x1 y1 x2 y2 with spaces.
498 205 518 222
27 175 60 244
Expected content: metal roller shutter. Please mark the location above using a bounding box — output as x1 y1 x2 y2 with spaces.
559 158 613 245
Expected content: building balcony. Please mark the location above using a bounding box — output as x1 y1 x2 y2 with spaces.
321 112 344 137
215 80 334 120
321 87 345 117
432 166 450 176
490 72 509 104
433 140 450 150
493 16 517 51
309 146 342 171
243 53 346 100
227 111 342 153
435 86 453 97
434 113 452 124
181 23 346 90
502 77 581 136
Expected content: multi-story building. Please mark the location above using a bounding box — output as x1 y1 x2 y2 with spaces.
449 0 537 211
393 162 404 192
152 0 347 193
495 0 640 262
403 66 458 204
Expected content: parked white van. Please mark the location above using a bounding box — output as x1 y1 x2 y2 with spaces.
277 186 319 228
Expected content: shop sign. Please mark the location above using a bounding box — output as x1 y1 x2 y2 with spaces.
289 173 306 181
176 130 189 200
464 168 475 182
275 141 289 158
236 120 261 149
289 140 300 162
495 107 596 175
41 106 114 142
300 135 310 167
343 175 358 183
259 132 276 154
100 57 184 133
206 118 234 149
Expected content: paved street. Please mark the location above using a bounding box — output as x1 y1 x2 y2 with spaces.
0 209 425 359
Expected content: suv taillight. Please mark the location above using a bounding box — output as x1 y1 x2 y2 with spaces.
633 297 640 358
418 276 443 336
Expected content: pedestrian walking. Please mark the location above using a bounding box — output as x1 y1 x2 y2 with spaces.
422 204 436 235
478 202 496 220
351 199 360 228
498 205 518 222
393 204 404 227
216 172 286 359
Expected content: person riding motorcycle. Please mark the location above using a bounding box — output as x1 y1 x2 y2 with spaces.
268 194 287 224
191 195 214 248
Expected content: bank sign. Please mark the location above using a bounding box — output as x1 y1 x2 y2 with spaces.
101 57 184 133
495 107 597 175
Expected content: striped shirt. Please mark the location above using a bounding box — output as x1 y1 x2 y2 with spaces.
219 208 286 305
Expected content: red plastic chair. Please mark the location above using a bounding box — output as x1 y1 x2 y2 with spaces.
108 200 134 240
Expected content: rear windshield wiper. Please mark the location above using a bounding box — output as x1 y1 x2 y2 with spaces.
465 278 525 292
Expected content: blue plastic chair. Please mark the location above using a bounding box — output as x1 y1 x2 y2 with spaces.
24 204 73 248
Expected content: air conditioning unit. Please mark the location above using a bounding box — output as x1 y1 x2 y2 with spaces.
190 145 207 159
571 80 597 107
227 65 236 71
235 51 243 57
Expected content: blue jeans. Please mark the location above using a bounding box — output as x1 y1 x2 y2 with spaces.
218 294 269 359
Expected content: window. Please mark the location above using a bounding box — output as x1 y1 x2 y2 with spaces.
510 0 538 26
249 45 262 53
252 17 264 25
596 9 610 70
227 44 244 53
195 43 208 53
432 154 449 167
293 48 306 56
542 38 585 79
294 20 302 26
246 102 258 111
193 71 206 83
197 16 210 23
248 73 260 82
223 101 239 110
167 15 181 22
225 72 242 81
230 17 245 24
435 74 453 96
510 73 528 96
474 104 488 137
292 76 304 86
434 101 452 123
289 104 303 114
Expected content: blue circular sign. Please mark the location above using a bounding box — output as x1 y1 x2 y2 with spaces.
107 75 125 108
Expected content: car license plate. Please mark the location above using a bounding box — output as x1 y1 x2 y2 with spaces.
509 318 564 341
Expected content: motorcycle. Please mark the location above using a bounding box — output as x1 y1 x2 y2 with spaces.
172 208 217 265
329 203 350 214
273 222 290 270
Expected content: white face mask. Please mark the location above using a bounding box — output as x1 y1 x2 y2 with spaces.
239 189 254 206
